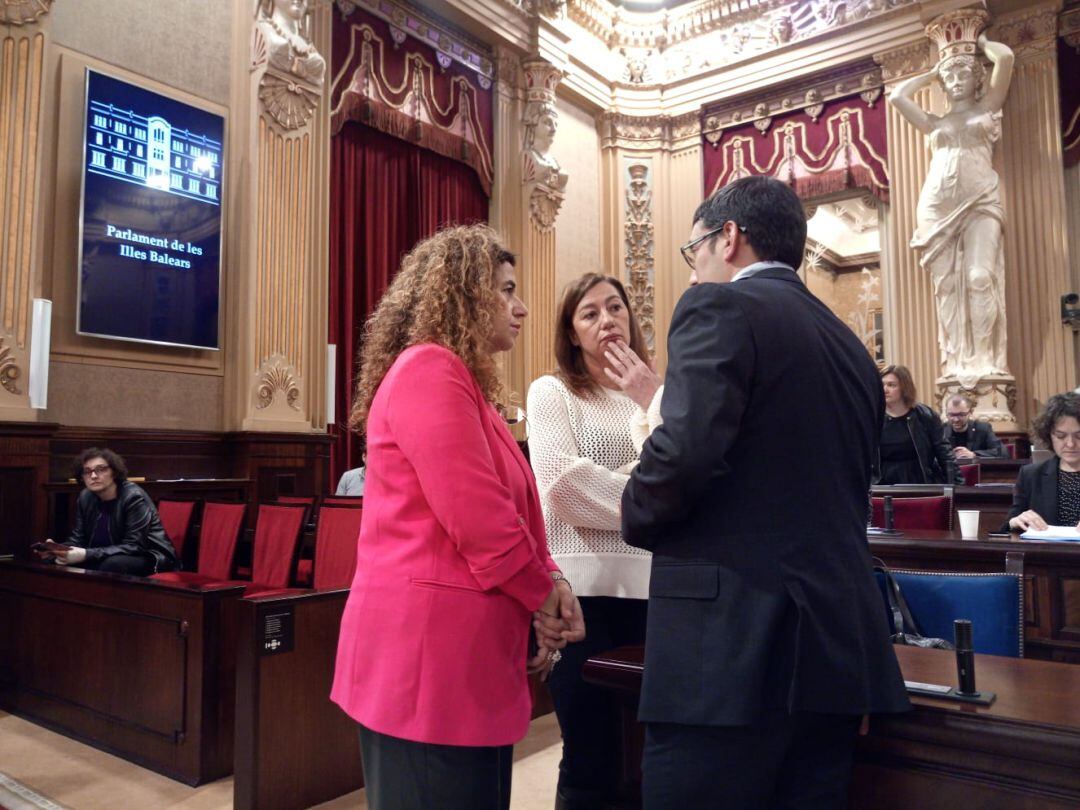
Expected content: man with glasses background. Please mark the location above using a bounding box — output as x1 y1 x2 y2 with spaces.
622 175 909 809
943 394 1008 461
33 447 176 576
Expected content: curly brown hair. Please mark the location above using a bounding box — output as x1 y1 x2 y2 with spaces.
348 224 515 434
1032 392 1080 449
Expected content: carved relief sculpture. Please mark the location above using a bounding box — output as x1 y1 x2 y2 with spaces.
890 9 1013 390
0 0 53 26
624 162 655 350
254 0 327 130
522 60 566 231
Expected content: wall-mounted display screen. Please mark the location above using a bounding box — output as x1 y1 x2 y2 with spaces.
78 69 224 350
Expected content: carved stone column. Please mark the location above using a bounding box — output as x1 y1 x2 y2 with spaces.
229 0 329 432
598 112 700 374
520 58 565 389
489 47 529 420
875 39 943 418
0 0 52 420
990 2 1075 427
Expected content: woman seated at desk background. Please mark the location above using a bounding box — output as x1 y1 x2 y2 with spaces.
876 364 960 486
1006 392 1080 532
33 447 177 576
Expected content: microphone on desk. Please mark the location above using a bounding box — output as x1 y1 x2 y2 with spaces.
884 495 895 532
954 619 977 696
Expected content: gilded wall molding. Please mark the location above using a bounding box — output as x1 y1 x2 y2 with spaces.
1062 6 1080 49
624 161 655 351
0 334 22 395
253 0 326 131
567 0 913 83
873 40 935 83
255 354 301 411
702 61 883 138
599 111 700 151
990 4 1060 61
0 0 52 26
337 0 496 85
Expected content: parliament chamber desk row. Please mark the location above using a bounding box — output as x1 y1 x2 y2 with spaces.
582 643 1080 810
0 559 361 810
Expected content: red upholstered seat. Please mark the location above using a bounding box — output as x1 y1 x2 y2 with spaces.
959 463 980 486
151 501 246 585
273 496 315 524
321 495 363 508
312 505 363 590
871 495 952 531
157 500 197 558
249 503 307 588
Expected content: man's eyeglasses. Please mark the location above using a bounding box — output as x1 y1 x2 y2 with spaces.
946 412 970 420
679 222 747 269
82 465 110 478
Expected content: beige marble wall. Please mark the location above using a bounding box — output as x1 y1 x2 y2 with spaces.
553 97 603 295
27 0 235 430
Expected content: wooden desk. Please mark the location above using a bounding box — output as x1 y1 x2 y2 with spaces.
0 560 244 785
870 530 1080 664
871 484 1016 536
583 644 1080 809
234 589 362 810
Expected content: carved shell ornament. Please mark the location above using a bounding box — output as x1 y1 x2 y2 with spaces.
259 73 320 131
1 0 52 25
256 359 301 411
0 337 22 396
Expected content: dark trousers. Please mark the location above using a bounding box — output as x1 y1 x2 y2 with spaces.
358 723 512 810
547 596 648 808
83 552 156 576
642 712 861 810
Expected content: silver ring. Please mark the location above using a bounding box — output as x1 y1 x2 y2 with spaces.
548 649 562 665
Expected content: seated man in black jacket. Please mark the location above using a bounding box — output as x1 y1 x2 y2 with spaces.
943 394 1008 460
34 448 177 576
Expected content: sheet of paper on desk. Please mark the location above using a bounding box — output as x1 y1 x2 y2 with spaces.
1020 526 1080 541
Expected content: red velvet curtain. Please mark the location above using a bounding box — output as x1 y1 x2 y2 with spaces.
328 122 488 486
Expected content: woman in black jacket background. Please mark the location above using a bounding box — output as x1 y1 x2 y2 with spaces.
1006 392 1080 532
33 447 177 575
876 365 960 485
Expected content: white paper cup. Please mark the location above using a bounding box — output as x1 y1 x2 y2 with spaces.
958 510 980 539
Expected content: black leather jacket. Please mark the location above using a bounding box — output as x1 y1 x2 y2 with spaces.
66 481 177 572
874 403 962 486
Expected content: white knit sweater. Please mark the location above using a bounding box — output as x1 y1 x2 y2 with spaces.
526 374 652 599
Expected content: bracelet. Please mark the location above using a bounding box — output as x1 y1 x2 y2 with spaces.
551 571 571 590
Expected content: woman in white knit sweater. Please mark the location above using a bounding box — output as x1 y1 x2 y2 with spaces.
527 273 662 810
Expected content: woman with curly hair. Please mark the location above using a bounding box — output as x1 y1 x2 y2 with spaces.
1006 392 1080 532
331 224 584 810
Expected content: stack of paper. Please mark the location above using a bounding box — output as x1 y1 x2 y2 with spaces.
1019 526 1080 542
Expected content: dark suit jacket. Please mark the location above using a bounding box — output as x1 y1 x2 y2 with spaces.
1005 456 1059 530
949 420 1008 459
622 268 909 726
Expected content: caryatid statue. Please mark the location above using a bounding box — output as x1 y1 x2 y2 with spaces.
890 9 1014 390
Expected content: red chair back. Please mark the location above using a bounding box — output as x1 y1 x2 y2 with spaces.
871 496 952 531
197 502 247 579
274 496 315 523
251 503 307 587
157 500 197 558
321 496 363 508
313 506 363 589
959 464 980 486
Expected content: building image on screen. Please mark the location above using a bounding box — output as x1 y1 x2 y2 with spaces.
78 69 225 350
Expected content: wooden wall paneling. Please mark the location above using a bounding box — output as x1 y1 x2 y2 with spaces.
234 589 361 810
0 562 244 784
0 421 56 553
48 427 231 482
225 431 331 502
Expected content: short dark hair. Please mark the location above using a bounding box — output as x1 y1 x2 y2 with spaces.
881 364 917 409
554 273 649 396
72 447 128 484
693 176 807 269
1032 392 1080 448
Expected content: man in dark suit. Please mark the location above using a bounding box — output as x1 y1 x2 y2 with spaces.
621 176 910 809
944 394 1008 460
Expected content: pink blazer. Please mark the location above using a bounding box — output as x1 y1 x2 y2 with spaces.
331 344 558 747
